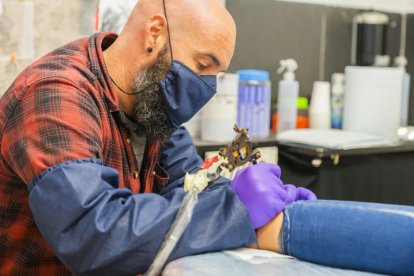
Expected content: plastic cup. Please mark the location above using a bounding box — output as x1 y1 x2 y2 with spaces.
309 81 331 129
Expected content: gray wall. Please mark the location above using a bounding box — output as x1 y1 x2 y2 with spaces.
0 0 97 94
226 0 414 124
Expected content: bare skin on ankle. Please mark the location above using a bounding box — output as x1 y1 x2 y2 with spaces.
248 212 284 253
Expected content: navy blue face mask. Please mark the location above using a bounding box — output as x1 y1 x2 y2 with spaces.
159 61 217 129
157 0 218 129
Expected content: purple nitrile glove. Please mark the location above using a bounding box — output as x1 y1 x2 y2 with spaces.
231 163 317 229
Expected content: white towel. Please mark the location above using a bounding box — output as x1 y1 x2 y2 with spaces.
277 129 393 149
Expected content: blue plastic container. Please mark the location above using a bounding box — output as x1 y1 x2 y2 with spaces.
237 70 271 138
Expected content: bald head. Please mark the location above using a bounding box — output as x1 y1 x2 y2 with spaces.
166 0 236 71
120 0 236 74
103 0 236 137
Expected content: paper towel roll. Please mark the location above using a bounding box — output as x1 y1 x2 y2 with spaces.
343 66 404 142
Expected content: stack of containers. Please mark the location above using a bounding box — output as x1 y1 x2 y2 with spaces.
309 81 331 129
236 70 271 138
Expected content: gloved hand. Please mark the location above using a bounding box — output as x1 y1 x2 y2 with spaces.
231 163 316 229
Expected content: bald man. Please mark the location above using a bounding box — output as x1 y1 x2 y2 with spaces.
0 0 265 275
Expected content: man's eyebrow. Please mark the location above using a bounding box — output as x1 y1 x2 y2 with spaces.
200 52 221 67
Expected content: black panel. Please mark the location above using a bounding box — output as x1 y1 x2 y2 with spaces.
226 0 322 114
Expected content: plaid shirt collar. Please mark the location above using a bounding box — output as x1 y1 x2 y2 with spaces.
88 32 122 113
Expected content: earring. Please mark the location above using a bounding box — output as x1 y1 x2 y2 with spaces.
146 47 153 54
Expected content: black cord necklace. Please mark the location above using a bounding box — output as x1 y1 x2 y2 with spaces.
109 76 143 96
110 75 161 96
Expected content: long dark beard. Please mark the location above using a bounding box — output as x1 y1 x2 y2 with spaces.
133 47 173 141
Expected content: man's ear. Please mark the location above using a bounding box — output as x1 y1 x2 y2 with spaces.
145 13 168 49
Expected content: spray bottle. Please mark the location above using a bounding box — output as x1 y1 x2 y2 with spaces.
277 59 299 133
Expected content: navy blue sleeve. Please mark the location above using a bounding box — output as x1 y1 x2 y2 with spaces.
159 126 203 194
28 158 256 275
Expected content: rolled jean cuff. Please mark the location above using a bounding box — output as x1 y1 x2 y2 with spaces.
281 200 414 275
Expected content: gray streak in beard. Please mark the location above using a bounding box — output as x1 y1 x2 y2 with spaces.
133 47 174 142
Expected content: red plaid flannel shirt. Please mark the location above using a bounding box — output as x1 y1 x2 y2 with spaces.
0 33 168 275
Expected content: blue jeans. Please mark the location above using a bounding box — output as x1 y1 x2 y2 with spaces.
281 200 414 275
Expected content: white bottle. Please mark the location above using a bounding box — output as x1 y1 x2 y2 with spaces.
394 56 411 126
201 73 239 142
277 59 299 134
